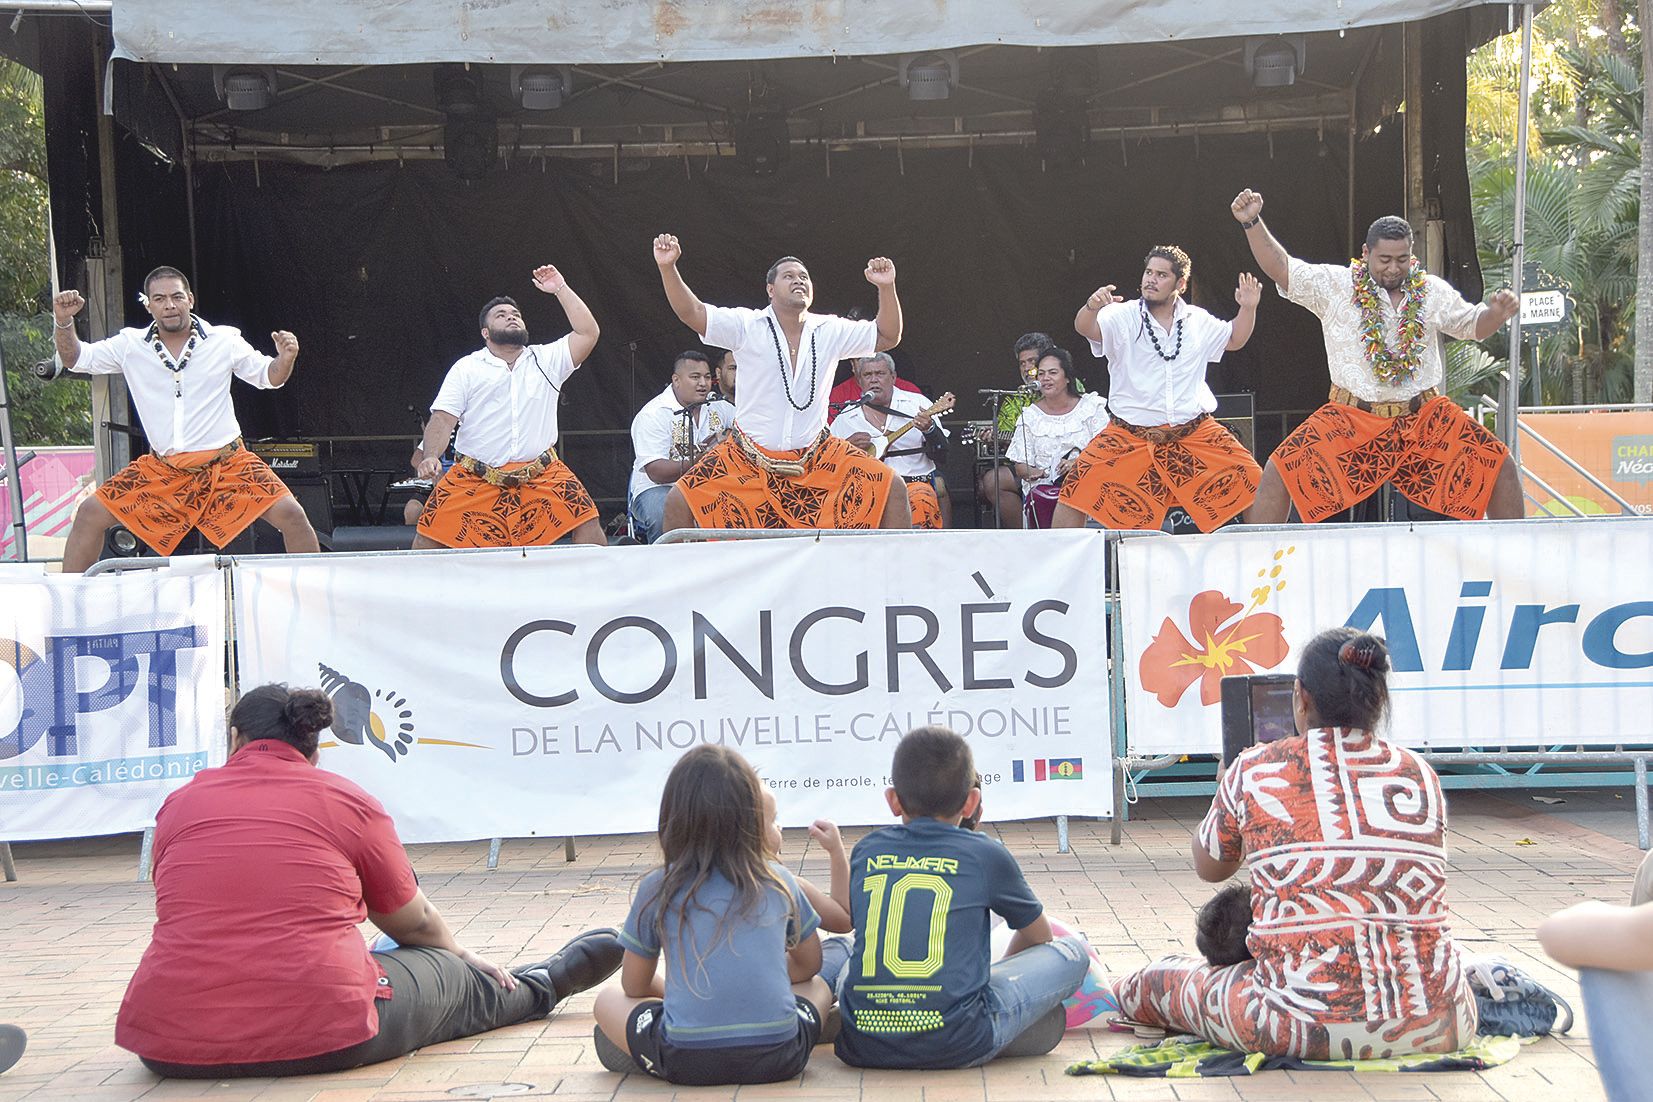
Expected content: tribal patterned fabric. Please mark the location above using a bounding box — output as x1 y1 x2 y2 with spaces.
676 434 893 529
1271 397 1508 523
416 453 597 547
95 445 289 555
906 479 943 530
1115 729 1478 1060
1058 416 1259 532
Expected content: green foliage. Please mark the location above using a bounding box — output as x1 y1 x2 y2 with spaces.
1465 0 1642 405
0 60 88 446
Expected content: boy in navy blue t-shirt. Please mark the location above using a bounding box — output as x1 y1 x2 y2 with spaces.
830 727 1090 1068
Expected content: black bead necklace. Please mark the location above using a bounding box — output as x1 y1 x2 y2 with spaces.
765 316 819 412
1142 304 1184 362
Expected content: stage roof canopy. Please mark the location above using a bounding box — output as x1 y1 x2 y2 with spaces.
112 0 1503 67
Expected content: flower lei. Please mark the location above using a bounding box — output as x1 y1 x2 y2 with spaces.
1350 259 1427 386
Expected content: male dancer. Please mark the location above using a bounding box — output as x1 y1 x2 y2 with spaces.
652 236 910 531
1232 189 1522 522
52 267 318 571
1055 247 1262 531
414 264 605 547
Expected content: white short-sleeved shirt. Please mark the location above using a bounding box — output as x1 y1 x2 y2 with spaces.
829 388 948 479
701 304 879 450
628 385 735 500
1281 258 1485 403
1086 298 1230 426
72 318 279 456
430 336 580 467
1005 392 1109 493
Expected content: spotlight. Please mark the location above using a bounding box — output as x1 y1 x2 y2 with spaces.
1034 87 1088 168
511 65 573 110
1245 36 1305 88
212 66 278 111
899 52 958 102
434 63 486 115
444 114 498 180
735 112 790 175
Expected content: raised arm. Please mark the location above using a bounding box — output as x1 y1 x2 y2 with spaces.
51 290 86 370
653 234 709 336
267 331 300 387
1074 284 1122 343
532 265 599 365
1473 289 1520 341
865 257 902 352
804 819 853 933
1226 273 1262 352
417 411 460 481
1231 190 1293 294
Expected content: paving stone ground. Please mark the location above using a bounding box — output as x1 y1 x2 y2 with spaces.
0 789 1637 1102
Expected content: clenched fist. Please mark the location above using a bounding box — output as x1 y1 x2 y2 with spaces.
653 234 682 268
864 256 897 286
53 290 85 324
1231 189 1264 224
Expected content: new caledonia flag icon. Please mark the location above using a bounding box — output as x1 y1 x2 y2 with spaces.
1012 758 1083 781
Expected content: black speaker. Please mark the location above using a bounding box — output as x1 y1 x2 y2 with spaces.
275 473 335 535
329 525 416 552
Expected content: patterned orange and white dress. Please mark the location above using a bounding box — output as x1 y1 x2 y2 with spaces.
1116 728 1478 1059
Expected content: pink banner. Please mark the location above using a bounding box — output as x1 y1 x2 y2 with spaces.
0 447 95 557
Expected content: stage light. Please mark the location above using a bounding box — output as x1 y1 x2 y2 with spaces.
735 112 790 175
444 114 498 180
899 52 958 102
511 65 574 111
212 66 278 111
1245 36 1305 88
103 525 141 559
434 63 486 115
1034 86 1089 169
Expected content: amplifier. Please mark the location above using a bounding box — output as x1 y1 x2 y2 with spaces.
247 440 321 474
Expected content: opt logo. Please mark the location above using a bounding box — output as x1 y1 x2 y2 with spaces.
0 627 209 760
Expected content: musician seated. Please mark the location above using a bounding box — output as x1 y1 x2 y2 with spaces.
401 443 454 526
628 351 735 543
1004 347 1108 528
829 353 952 529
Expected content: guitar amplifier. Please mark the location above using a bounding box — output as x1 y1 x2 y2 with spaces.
247 440 322 475
1213 393 1256 457
247 440 333 533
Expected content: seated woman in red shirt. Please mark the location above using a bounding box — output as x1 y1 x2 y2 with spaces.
116 684 623 1078
1114 627 1477 1059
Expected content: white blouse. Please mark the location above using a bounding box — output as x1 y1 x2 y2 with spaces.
1005 392 1109 492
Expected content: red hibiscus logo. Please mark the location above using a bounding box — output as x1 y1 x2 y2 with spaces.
1139 590 1291 708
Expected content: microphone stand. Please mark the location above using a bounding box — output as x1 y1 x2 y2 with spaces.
977 388 1031 530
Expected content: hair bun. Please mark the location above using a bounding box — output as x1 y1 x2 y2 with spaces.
283 689 335 736
1337 635 1390 673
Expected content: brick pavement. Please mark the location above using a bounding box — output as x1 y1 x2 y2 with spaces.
0 791 1634 1102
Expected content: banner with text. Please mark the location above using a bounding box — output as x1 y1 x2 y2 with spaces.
0 560 228 841
232 532 1113 842
1118 518 1653 755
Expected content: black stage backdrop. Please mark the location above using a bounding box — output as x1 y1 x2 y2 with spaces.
85 125 1452 519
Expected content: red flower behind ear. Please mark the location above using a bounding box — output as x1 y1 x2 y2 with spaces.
1139 590 1290 708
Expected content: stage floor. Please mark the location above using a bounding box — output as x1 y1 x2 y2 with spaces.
0 789 1631 1102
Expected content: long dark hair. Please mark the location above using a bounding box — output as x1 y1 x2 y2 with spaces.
1037 347 1080 398
229 684 334 757
641 745 797 986
1296 627 1391 730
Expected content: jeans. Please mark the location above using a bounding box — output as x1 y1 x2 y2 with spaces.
629 485 670 544
819 933 1089 1066
140 946 554 1078
1578 967 1653 1102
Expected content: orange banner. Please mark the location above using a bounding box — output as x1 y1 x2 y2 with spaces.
1520 411 1653 516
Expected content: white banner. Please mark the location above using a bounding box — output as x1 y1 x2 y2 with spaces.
233 533 1113 843
0 560 228 842
1118 518 1653 754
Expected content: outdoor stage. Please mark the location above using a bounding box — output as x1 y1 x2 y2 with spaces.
0 791 1627 1102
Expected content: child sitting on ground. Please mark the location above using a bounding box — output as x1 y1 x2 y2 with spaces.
829 726 1091 1068
1194 883 1254 967
592 745 830 1085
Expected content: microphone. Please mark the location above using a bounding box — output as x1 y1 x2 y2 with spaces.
677 398 714 413
830 396 869 412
